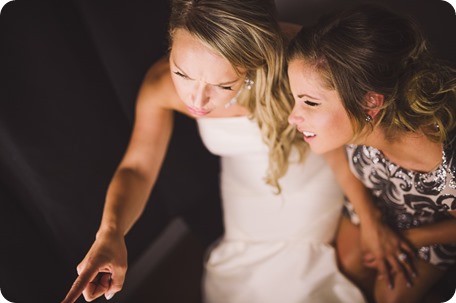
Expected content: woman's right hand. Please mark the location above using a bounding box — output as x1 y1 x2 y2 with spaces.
360 218 416 289
61 229 128 303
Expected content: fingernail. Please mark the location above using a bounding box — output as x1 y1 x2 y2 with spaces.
105 293 115 300
389 283 393 290
407 282 412 288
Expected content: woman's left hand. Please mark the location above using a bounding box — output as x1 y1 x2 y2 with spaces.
360 218 417 288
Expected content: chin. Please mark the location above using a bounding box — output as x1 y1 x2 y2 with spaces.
309 144 333 155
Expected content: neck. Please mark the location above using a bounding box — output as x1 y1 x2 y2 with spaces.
361 128 443 173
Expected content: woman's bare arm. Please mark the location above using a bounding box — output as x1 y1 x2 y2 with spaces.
61 57 179 303
323 147 416 288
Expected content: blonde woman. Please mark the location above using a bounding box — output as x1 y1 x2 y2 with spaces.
61 0 364 302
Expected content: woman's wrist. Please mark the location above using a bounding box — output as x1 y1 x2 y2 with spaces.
358 207 383 226
96 224 125 240
401 227 434 249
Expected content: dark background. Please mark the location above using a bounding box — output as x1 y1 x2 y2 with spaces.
0 0 454 302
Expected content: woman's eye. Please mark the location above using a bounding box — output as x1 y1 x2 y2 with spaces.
304 100 320 107
218 85 233 91
173 71 189 79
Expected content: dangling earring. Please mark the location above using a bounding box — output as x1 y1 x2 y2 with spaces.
245 79 254 90
365 114 373 123
225 79 254 109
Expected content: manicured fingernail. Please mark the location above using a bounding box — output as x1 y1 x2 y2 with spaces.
407 282 412 288
105 293 115 300
389 283 393 289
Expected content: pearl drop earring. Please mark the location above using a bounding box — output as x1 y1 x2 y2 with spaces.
245 79 254 90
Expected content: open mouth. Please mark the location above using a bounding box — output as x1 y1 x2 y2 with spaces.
303 131 316 138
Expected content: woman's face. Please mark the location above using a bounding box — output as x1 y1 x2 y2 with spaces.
287 58 354 154
169 29 246 116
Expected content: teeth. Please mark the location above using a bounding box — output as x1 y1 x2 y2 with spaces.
303 131 316 137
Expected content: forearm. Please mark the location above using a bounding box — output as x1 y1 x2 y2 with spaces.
98 113 173 237
99 167 157 237
403 214 456 248
96 63 174 239
340 171 380 223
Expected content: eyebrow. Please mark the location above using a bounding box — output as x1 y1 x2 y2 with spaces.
172 59 240 86
297 93 319 100
216 78 240 86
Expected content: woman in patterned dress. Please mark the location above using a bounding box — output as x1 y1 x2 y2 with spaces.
287 4 456 303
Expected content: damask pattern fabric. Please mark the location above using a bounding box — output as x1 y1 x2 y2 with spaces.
344 132 456 269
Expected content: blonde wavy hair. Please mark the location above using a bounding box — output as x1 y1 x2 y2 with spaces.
169 0 307 192
287 4 456 143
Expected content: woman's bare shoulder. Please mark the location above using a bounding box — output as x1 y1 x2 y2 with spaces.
139 56 181 111
143 56 173 92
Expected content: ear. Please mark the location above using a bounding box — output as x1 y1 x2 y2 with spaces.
365 92 384 119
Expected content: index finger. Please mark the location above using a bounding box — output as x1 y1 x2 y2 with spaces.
61 267 99 303
376 259 393 289
400 242 417 278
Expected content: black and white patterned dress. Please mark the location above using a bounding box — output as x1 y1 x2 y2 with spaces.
344 134 456 270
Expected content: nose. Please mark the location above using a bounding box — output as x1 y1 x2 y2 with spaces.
288 106 303 125
191 81 210 109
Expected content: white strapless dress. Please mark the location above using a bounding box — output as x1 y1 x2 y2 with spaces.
197 116 365 303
